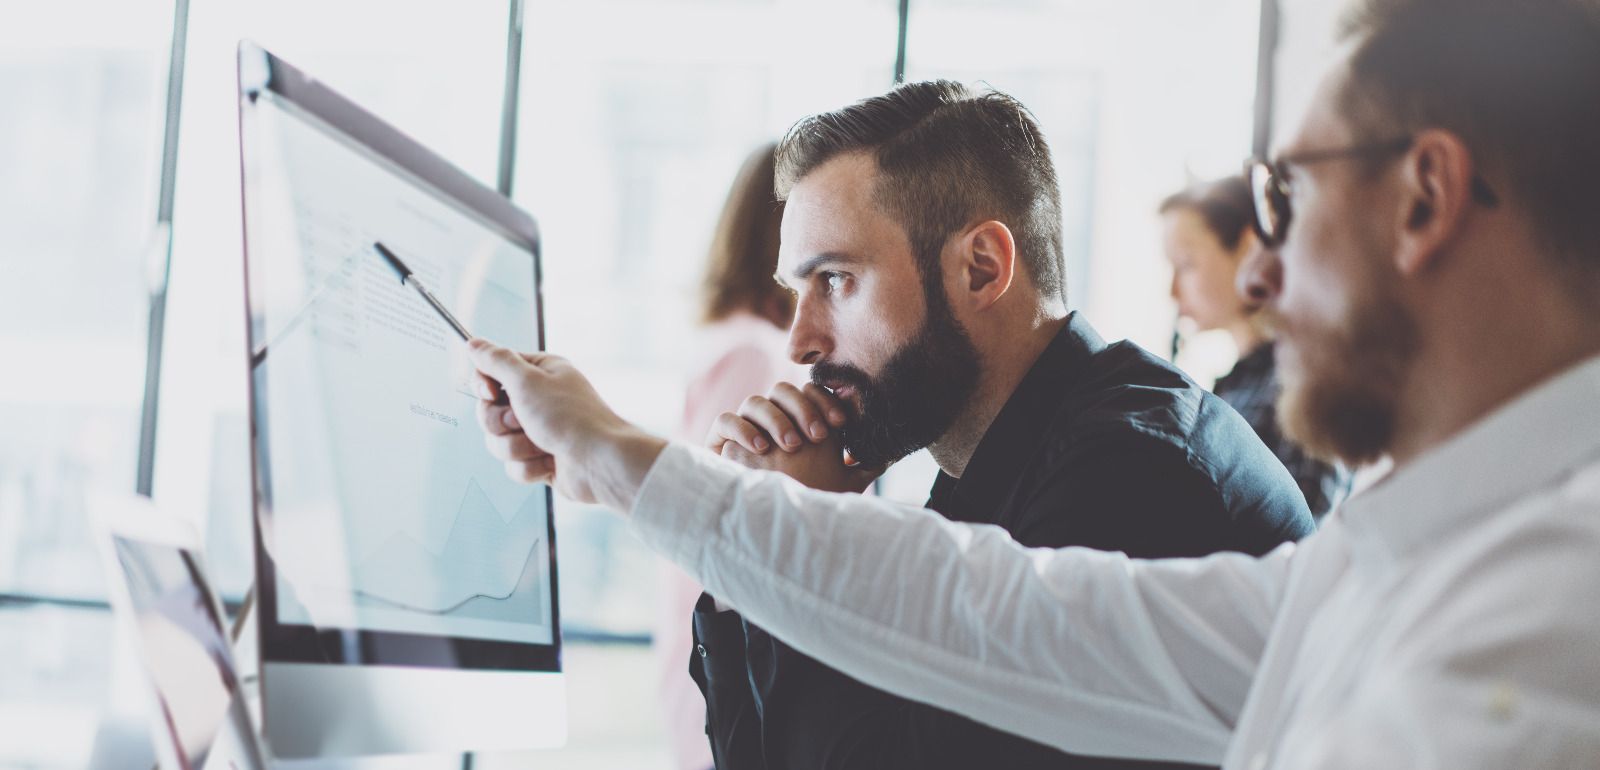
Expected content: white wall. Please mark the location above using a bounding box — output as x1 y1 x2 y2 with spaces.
1270 0 1349 151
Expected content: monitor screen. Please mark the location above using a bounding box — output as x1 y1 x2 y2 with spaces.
243 84 556 658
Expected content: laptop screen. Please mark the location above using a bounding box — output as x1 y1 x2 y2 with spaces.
112 536 240 767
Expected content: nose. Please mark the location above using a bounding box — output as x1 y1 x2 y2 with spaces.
1236 242 1283 310
786 293 831 366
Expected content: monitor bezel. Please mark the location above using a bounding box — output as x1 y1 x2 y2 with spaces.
237 40 560 673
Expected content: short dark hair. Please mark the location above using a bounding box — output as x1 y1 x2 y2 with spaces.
774 80 1067 302
1339 0 1600 279
1159 177 1255 253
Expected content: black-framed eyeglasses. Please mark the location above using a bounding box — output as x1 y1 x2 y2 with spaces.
1245 136 1500 248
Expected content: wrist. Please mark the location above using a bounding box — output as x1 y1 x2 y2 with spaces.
574 422 667 512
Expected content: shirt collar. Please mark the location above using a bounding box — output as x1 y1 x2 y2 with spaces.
1337 352 1600 562
929 312 1107 522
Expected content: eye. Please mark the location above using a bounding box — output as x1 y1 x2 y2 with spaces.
821 271 848 294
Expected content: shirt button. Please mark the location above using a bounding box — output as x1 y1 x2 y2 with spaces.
696 643 708 659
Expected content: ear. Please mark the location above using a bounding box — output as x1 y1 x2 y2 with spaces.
954 220 1016 311
1393 129 1477 277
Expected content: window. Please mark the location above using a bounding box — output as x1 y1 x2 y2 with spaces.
906 0 1262 364
0 1 172 601
876 1 1264 502
0 3 175 766
513 0 899 636
151 0 513 599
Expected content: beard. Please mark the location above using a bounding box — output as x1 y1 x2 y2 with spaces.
1272 280 1417 467
809 283 981 468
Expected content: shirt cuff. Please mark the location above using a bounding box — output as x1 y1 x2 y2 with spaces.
628 441 744 578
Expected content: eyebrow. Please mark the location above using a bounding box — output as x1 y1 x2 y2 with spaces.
774 251 861 290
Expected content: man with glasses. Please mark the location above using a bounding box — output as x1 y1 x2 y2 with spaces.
467 0 1600 766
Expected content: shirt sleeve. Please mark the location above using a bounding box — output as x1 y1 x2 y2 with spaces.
630 443 1297 764
1274 495 1600 770
739 623 1213 770
725 439 1280 770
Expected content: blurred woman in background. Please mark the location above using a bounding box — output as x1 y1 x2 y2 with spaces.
653 142 802 770
1161 177 1350 519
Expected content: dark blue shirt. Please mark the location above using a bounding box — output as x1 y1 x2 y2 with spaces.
1211 342 1351 520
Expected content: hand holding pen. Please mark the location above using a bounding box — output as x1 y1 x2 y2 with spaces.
373 241 510 406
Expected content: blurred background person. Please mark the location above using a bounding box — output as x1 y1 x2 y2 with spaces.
652 141 803 770
1160 177 1351 519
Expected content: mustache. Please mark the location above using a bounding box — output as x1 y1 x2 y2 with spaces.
1253 306 1285 338
809 360 873 394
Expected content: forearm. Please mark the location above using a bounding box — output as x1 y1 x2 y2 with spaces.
572 424 668 512
629 443 1292 764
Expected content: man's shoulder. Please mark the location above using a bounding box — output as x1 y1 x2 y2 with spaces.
1355 463 1600 741
1435 458 1600 593
1020 340 1314 547
1046 340 1255 462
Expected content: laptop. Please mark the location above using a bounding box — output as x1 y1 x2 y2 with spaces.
98 496 270 770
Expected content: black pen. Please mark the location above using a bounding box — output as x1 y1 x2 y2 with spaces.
373 241 510 406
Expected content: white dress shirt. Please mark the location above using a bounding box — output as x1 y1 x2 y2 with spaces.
629 354 1600 769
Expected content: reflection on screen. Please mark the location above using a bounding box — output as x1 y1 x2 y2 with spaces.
114 538 237 767
246 93 554 646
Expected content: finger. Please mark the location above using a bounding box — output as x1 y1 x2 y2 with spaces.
737 395 805 451
708 411 772 455
467 338 545 385
521 350 570 372
473 371 505 403
719 441 758 466
803 382 850 427
505 456 555 485
477 400 521 436
768 382 829 442
486 429 546 462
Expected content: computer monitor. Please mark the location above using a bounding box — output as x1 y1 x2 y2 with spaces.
236 41 564 758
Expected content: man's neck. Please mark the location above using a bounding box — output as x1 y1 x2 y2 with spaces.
928 311 1070 478
1389 277 1600 469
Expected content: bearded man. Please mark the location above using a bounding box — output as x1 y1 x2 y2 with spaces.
669 80 1314 770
